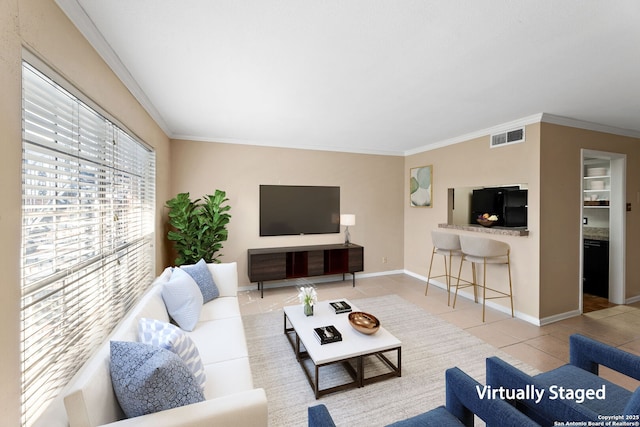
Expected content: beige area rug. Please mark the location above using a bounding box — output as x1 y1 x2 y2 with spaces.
243 294 538 426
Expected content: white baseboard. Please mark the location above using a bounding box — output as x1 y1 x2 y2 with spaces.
404 269 541 325
238 269 405 292
241 268 594 327
538 295 640 323
539 310 582 325
360 269 406 278
626 294 640 304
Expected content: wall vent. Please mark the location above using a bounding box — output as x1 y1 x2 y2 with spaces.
490 127 525 148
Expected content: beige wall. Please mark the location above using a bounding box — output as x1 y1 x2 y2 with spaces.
404 124 542 320
167 140 405 285
402 122 640 323
3 2 640 425
539 123 640 318
0 0 171 424
1 0 24 423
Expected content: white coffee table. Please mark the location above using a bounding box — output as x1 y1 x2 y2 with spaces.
283 299 402 398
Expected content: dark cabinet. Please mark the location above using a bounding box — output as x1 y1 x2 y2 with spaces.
348 247 364 272
248 252 286 282
248 244 364 297
583 239 609 298
307 250 325 276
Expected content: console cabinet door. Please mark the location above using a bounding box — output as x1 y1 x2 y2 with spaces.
249 253 286 282
307 250 325 276
348 247 364 273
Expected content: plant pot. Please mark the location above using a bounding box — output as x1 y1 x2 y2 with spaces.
304 303 314 316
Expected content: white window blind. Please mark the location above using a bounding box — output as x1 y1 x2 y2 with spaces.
21 61 156 426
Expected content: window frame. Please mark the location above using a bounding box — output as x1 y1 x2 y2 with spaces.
20 53 156 427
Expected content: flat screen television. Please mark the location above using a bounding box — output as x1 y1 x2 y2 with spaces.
259 185 340 236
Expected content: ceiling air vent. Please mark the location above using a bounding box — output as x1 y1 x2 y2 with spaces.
490 127 525 148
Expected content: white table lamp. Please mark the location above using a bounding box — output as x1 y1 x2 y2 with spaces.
340 214 356 245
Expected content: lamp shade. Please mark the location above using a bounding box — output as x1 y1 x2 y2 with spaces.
340 214 356 226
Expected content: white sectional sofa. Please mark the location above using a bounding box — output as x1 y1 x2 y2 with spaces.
36 261 267 427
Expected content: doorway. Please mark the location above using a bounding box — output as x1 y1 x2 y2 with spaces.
580 149 626 313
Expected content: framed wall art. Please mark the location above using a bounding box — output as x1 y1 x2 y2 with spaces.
410 165 432 207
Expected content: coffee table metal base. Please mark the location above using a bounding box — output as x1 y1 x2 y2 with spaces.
284 313 401 399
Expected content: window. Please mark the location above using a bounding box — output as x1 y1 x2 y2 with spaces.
21 60 156 426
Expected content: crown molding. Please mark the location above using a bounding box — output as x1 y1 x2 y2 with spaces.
55 0 172 138
171 134 406 156
404 114 544 156
406 112 640 156
540 113 640 139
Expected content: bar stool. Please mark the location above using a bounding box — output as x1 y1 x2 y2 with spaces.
425 230 463 305
453 235 514 322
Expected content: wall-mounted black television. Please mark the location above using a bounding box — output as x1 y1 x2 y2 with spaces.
260 185 340 236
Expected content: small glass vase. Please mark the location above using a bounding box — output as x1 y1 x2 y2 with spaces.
304 302 314 316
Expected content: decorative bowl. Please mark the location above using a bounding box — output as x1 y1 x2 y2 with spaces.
476 218 496 227
348 311 380 335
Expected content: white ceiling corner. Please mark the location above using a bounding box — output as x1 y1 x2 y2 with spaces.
55 0 640 156
55 0 173 137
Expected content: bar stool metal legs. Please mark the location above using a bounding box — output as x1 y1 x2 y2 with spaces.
477 255 514 321
425 231 463 306
453 235 514 322
452 257 478 307
426 246 455 305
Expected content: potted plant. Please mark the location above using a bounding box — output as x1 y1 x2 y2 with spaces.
165 190 231 265
298 286 317 316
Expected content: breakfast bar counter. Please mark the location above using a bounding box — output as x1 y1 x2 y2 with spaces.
438 223 529 236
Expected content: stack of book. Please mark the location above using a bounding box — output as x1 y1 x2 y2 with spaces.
314 325 342 344
330 301 352 314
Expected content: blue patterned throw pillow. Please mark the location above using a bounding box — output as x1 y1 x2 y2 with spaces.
109 341 204 418
162 267 203 331
181 259 219 303
138 318 206 390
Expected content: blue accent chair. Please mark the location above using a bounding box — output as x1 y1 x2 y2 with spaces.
486 334 640 425
308 367 540 427
308 404 336 427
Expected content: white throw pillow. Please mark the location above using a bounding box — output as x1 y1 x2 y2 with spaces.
161 267 203 331
138 318 206 390
207 262 238 297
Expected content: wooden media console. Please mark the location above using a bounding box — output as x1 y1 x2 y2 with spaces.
247 244 364 297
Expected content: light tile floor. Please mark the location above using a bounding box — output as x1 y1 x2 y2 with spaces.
238 274 640 391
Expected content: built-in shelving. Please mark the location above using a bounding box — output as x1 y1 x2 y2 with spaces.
583 160 610 209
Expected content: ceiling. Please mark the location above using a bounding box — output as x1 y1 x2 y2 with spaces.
57 0 640 155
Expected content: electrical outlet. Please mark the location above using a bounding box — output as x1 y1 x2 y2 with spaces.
583 217 588 225
382 257 387 264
